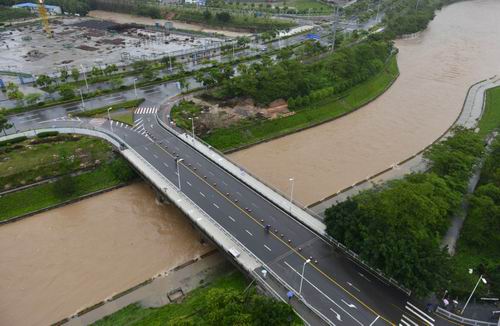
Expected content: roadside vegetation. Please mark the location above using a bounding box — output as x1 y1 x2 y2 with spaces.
325 128 485 297
92 272 300 326
0 6 35 22
171 100 202 130
449 138 500 298
198 38 397 151
74 98 144 118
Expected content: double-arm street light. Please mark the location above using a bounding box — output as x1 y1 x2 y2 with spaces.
133 78 138 98
107 107 113 133
80 64 89 90
462 270 487 315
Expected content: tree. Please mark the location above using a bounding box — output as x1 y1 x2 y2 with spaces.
215 12 231 23
103 64 118 76
71 67 80 81
203 10 212 21
90 66 103 78
25 93 42 105
142 67 158 81
107 159 136 182
36 74 53 88
0 110 13 136
110 77 124 89
6 82 24 105
58 84 76 100
59 69 69 82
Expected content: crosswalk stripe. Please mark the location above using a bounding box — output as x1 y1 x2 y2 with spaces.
405 306 433 325
406 302 435 323
402 315 418 326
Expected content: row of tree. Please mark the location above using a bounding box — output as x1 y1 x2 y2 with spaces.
204 36 392 105
450 138 500 297
325 128 484 297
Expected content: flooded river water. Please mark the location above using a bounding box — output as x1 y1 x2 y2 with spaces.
0 183 212 326
229 0 500 206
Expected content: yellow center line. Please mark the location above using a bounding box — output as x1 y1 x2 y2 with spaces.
149 138 395 325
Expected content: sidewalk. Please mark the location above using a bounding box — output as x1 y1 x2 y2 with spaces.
309 75 500 217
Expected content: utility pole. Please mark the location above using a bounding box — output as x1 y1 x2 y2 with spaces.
415 0 421 10
331 6 339 52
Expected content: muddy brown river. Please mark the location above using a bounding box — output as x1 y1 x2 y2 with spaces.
229 0 500 206
0 183 212 326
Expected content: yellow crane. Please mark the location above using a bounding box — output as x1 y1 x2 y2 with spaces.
37 0 52 37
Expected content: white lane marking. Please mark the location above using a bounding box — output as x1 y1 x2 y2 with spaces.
400 322 410 326
185 181 192 187
163 162 169 167
329 308 342 321
341 299 357 309
165 139 170 144
251 202 258 208
346 282 361 292
283 261 363 326
369 315 380 326
208 171 214 176
196 162 202 167
153 154 158 159
402 315 418 326
144 146 149 151
406 302 435 323
236 191 242 197
405 307 433 325
175 146 179 151
245 230 253 236
222 181 228 186
213 203 219 209
264 244 272 252
200 192 205 197
357 272 371 282
141 131 147 136
185 154 190 158
228 215 235 222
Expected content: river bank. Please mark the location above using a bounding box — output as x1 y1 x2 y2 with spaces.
0 183 213 326
228 0 500 206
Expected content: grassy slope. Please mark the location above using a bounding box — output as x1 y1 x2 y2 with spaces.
203 56 399 151
478 86 500 137
0 160 125 222
0 136 112 187
92 272 248 326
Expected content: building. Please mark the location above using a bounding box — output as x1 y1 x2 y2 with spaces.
12 3 62 15
184 0 206 6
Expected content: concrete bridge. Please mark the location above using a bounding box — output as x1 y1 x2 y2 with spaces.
1 109 459 326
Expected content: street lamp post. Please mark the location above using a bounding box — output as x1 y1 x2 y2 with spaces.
133 78 138 98
79 89 85 111
289 177 295 212
189 117 195 143
462 273 487 314
176 158 184 191
80 64 89 90
107 107 113 133
299 259 311 296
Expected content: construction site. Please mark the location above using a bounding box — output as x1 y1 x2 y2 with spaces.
0 16 227 76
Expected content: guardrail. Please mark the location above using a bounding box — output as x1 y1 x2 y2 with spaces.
156 102 412 296
436 307 498 326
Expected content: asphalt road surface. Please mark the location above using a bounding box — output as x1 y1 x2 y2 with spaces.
17 108 460 326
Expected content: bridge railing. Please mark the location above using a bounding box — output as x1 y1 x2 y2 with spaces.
436 307 498 326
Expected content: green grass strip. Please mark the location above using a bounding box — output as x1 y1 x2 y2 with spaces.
478 86 500 137
203 56 399 152
75 99 144 118
0 162 124 222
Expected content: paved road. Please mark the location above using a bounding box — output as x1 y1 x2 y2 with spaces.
20 109 460 326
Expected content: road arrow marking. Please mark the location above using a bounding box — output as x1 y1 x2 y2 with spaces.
341 299 357 309
329 308 342 321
